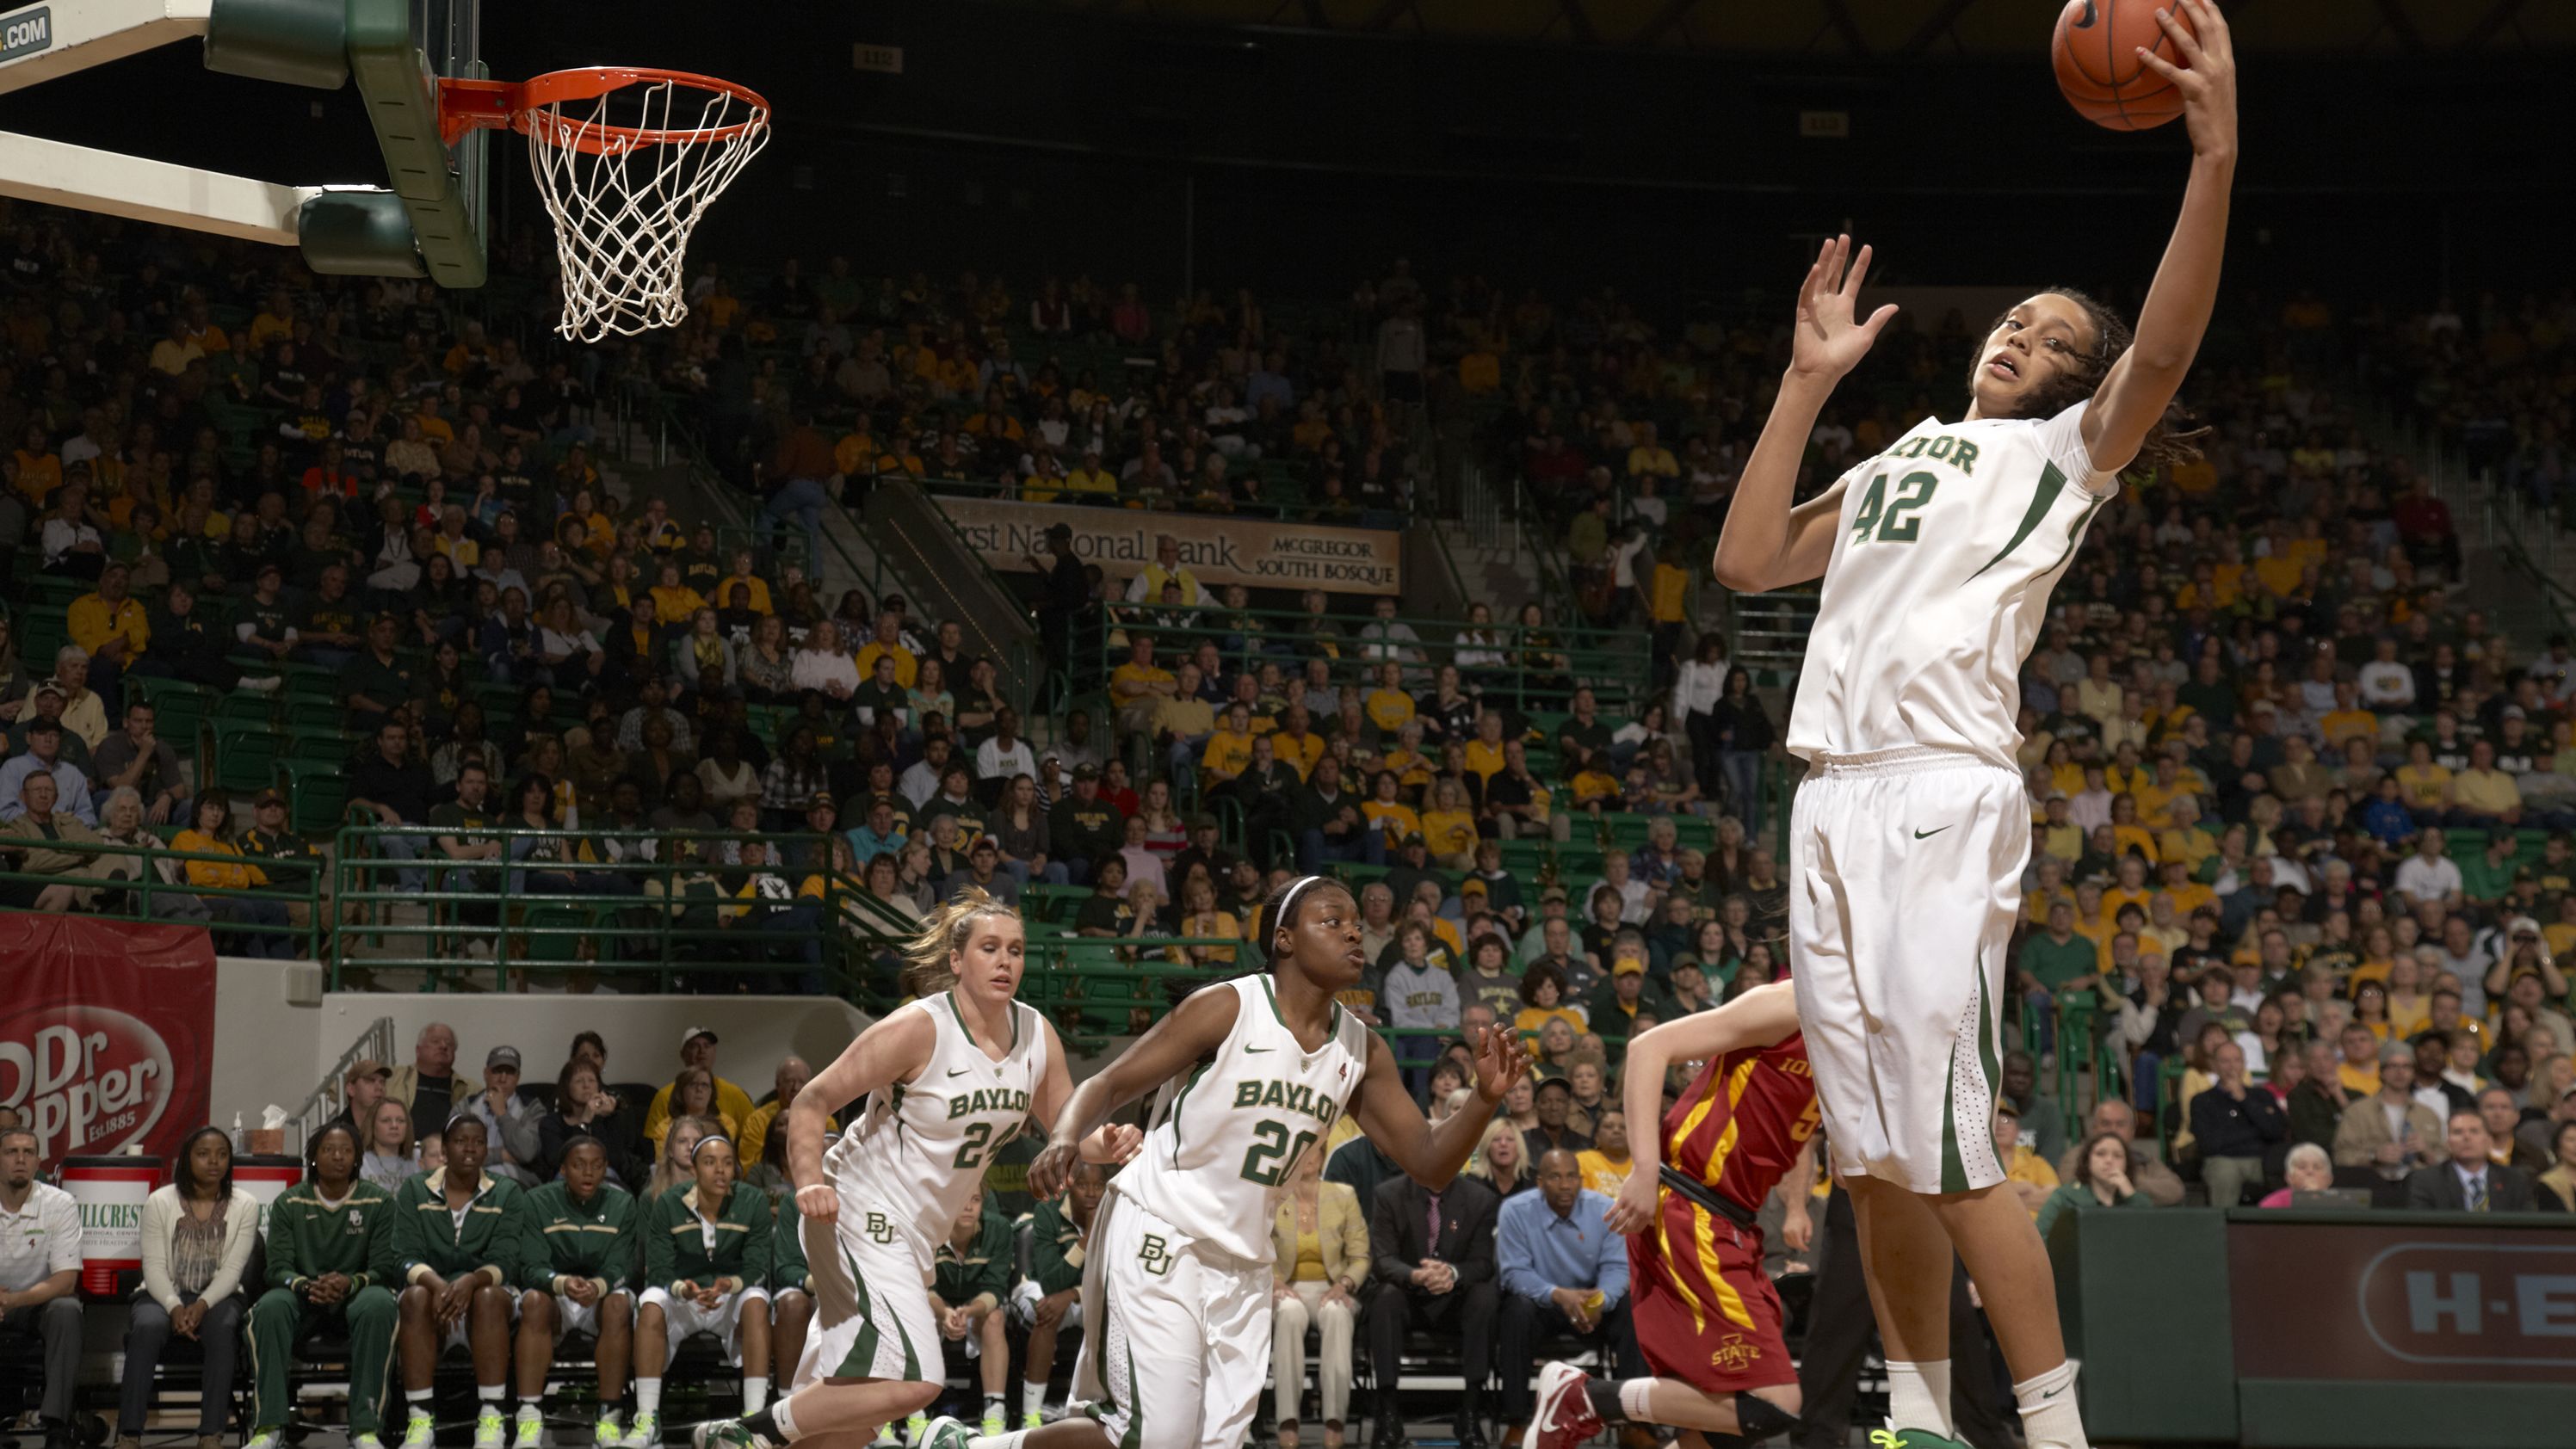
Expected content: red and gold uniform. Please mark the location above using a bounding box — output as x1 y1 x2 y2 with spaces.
1627 1031 1819 1393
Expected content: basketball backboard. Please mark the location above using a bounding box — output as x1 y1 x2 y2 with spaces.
0 0 763 333
0 0 486 285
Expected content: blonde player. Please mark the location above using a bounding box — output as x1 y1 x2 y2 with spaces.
919 873 1528 1449
694 891 1140 1449
1707 9 2236 1449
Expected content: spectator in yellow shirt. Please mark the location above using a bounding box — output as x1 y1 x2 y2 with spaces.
1622 422 1679 480
1062 448 1121 497
715 552 774 614
647 560 707 627
1109 635 1177 737
2156 794 2219 873
1360 771 1422 853
1574 1108 1634 1195
1200 703 1258 790
1419 776 1479 869
2394 738 2453 814
2449 740 2523 826
855 612 920 689
1462 710 1509 784
1363 662 1417 734
1459 345 1501 395
68 561 151 683
1996 1107 2060 1216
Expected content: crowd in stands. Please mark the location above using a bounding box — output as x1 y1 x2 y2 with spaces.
11 186 2576 1449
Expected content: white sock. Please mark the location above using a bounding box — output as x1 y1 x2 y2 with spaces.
2013 1360 2088 1449
409 1390 434 1411
744 1378 769 1414
479 1384 506 1404
521 1399 544 1417
965 1432 1028 1449
768 1394 802 1441
635 1379 663 1415
1887 1360 1953 1436
1022 1378 1050 1412
1618 1378 1657 1421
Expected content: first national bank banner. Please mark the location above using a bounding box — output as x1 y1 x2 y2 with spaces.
0 915 217 1166
942 496 1403 595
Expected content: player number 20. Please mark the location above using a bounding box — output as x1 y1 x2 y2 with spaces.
1850 470 1939 545
1239 1119 1319 1186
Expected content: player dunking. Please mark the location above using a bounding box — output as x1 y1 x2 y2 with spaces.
923 873 1528 1449
1707 7 2236 1448
695 891 1140 1449
1524 980 1814 1449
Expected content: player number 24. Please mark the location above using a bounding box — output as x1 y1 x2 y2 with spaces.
1240 1119 1319 1187
953 1121 996 1170
1850 470 1939 545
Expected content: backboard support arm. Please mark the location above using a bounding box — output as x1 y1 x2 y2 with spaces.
0 0 215 96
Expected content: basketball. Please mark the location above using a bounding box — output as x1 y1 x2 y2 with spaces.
2054 0 2199 130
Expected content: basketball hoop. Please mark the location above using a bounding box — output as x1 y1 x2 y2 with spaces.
441 67 770 342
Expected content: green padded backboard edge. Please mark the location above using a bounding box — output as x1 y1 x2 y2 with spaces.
344 0 484 288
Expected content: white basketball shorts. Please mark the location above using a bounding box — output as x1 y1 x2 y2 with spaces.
1072 1188 1270 1449
1788 747 2023 1195
640 1284 768 1363
791 1205 941 1387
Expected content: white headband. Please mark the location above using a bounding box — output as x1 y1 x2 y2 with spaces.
1271 874 1330 951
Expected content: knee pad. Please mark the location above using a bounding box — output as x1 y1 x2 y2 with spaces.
1733 1390 1800 1441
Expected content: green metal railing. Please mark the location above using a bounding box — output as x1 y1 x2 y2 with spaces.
327 826 906 992
1095 602 1652 719
899 470 1403 527
0 841 328 958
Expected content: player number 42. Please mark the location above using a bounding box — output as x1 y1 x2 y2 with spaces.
1850 470 1939 545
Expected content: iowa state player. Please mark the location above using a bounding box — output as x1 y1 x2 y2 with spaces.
1526 980 1814 1449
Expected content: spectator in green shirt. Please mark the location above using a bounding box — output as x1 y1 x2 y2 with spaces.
1011 1161 1106 1427
2017 899 2100 1057
930 1191 1016 1435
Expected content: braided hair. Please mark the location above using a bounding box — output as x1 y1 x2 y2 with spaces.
1980 287 2208 472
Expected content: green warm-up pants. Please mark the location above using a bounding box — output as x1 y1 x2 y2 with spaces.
248 1285 398 1434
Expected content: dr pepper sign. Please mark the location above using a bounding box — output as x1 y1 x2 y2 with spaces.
0 915 218 1164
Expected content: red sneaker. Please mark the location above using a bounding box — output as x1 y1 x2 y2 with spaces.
1526 1362 1603 1449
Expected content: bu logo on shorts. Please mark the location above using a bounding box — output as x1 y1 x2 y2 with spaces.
865 1212 895 1244
1137 1234 1174 1277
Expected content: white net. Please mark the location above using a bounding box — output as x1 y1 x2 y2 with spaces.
523 74 769 342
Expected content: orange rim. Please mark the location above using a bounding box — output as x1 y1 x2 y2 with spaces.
437 67 770 152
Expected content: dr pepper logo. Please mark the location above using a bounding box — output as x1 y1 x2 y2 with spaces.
0 1004 178 1160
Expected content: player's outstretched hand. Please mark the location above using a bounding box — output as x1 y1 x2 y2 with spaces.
1079 1121 1146 1165
1471 1024 1530 1104
1603 1165 1660 1237
1788 235 1898 382
2137 0 2237 161
1028 1138 1082 1201
794 1181 838 1223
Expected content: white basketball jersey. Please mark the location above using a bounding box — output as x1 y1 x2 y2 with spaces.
1786 401 2117 772
828 992 1048 1259
1115 974 1372 1263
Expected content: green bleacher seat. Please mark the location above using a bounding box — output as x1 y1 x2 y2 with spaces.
211 729 281 794
279 760 347 834
286 699 345 735
1022 884 1090 925
214 693 278 731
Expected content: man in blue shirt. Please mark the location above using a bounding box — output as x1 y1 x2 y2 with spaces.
1496 1150 1644 1437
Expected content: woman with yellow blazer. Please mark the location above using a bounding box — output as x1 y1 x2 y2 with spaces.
1269 1147 1369 1449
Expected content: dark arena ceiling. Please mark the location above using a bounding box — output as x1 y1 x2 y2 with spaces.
991 0 2573 55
